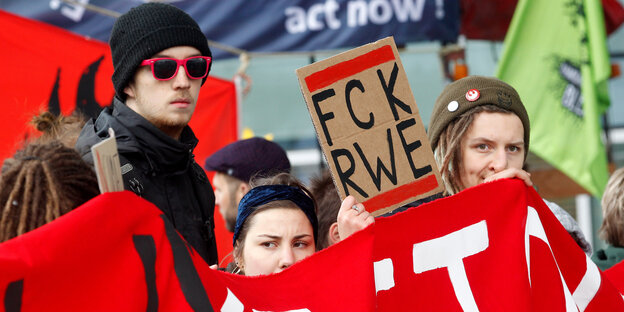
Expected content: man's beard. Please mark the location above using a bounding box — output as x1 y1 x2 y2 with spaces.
135 90 194 133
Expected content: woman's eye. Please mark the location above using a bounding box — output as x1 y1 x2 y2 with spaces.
293 241 309 248
476 144 488 151
261 242 277 248
508 145 520 152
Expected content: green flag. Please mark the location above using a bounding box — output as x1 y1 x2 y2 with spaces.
496 0 610 197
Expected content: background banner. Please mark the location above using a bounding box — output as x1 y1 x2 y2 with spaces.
0 0 460 59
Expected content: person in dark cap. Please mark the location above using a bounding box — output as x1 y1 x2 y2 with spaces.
428 75 591 255
75 3 218 264
204 137 291 233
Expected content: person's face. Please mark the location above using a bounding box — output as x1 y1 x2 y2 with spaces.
124 46 203 137
459 112 525 190
240 208 315 276
213 172 243 232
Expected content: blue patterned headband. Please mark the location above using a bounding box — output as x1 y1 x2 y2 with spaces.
233 184 318 246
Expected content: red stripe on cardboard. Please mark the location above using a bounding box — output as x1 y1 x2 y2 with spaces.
304 45 395 93
363 174 439 212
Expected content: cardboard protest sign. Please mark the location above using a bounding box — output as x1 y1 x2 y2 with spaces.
297 37 443 215
91 128 124 193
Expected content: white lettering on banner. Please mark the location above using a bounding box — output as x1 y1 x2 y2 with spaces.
49 0 88 22
390 0 426 22
412 220 489 312
307 3 326 31
573 257 602 312
524 206 596 311
435 0 444 19
222 288 244 312
368 0 393 24
285 0 341 33
374 258 395 293
347 0 367 26
221 288 312 312
285 7 307 33
326 0 342 29
285 0 441 34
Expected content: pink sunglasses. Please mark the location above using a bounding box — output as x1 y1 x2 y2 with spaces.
140 56 211 81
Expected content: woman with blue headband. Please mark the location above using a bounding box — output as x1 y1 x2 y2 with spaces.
231 172 373 276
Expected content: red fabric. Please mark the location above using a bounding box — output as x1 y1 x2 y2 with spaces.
460 0 624 40
0 10 114 161
1 180 622 311
0 10 238 264
605 259 624 294
460 0 518 41
0 191 375 311
603 0 624 35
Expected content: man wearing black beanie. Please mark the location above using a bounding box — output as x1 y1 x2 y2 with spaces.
76 3 218 264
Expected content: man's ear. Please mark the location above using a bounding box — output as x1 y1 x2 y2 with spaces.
238 182 251 198
328 222 340 246
234 181 250 207
124 83 136 99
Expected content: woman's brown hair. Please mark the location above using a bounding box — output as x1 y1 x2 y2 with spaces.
0 141 99 242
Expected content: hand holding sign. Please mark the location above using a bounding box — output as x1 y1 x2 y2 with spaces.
337 195 374 241
297 37 443 215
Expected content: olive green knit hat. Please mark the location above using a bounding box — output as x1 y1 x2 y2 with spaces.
427 76 530 152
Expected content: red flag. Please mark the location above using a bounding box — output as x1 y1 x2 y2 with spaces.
604 259 624 295
0 9 237 160
0 10 114 161
2 180 623 311
460 0 624 40
0 10 238 264
0 191 375 311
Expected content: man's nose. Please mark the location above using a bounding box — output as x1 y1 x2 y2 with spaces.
172 66 191 88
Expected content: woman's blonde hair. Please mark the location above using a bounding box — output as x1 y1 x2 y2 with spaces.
598 167 624 246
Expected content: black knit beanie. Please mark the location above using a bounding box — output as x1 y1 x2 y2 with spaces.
109 3 211 100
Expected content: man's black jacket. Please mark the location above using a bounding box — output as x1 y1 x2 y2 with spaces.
76 98 218 264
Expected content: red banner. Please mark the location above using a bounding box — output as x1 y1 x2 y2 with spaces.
1 179 622 311
0 10 239 263
460 0 624 40
0 9 238 163
605 259 624 295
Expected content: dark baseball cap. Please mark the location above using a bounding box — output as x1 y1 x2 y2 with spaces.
204 137 291 182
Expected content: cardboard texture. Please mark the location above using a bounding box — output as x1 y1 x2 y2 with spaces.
91 128 124 193
297 37 443 215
